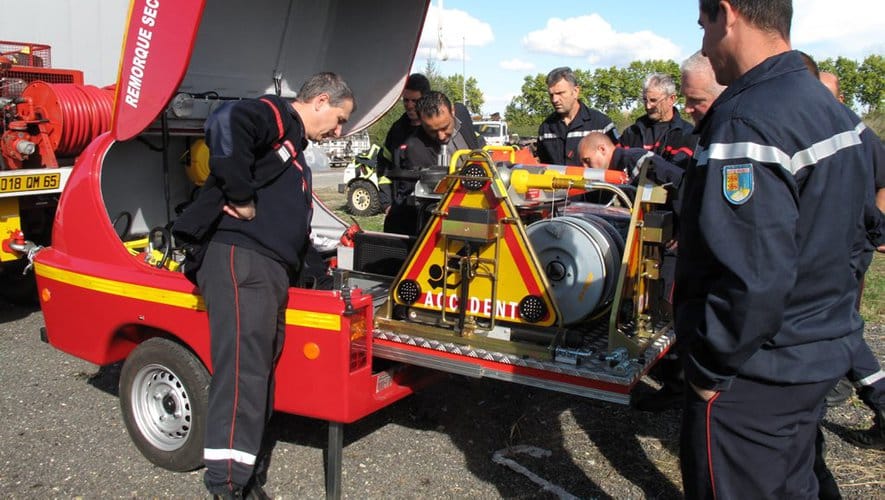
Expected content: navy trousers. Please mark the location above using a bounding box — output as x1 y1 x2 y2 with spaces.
198 242 288 495
681 376 837 499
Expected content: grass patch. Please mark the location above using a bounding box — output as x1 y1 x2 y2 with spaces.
862 253 884 324
315 186 384 231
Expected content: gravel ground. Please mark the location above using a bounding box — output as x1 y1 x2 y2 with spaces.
0 297 883 499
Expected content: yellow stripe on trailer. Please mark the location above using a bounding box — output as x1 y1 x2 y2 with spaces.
35 262 341 331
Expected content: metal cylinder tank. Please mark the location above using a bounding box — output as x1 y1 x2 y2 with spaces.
526 214 626 324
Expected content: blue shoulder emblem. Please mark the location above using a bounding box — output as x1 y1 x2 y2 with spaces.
722 164 753 205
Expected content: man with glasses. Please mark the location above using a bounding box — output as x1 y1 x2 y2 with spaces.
619 73 695 169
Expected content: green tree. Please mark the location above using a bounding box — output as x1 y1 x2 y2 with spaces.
504 73 550 128
586 66 632 114
423 60 485 114
367 60 487 146
857 54 884 112
366 102 403 146
437 74 485 114
818 57 860 108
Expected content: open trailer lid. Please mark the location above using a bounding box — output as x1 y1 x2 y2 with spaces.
113 0 430 141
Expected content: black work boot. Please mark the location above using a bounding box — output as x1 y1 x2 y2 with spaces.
844 406 885 450
244 481 272 500
844 386 885 450
211 488 244 500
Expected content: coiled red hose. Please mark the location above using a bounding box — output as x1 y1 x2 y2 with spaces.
21 82 114 157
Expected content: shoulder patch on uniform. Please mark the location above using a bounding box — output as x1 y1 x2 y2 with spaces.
722 164 753 205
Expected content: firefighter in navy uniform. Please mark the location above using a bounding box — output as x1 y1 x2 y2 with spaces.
677 1 880 498
378 73 431 226
183 73 355 499
537 66 618 166
578 131 685 189
387 90 484 236
618 73 696 169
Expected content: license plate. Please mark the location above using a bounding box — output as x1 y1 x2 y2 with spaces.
0 172 61 194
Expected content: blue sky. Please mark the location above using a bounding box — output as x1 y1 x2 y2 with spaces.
3 0 881 118
416 0 885 114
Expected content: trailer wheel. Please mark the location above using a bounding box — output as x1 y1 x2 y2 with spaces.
120 337 209 472
346 179 382 216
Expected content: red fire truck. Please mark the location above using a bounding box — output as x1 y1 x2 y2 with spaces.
0 41 114 302
34 0 675 495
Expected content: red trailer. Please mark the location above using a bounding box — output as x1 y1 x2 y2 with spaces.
34 0 675 496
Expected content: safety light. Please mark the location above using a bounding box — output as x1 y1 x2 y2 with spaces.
518 295 547 323
396 279 421 304
460 162 487 191
349 314 368 371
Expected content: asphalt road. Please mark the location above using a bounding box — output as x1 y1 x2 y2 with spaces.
1 298 881 499
313 169 343 190
0 300 684 499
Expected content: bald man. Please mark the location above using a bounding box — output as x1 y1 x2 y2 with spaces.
820 71 844 103
578 132 685 187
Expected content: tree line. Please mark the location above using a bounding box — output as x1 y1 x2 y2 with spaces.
367 54 883 145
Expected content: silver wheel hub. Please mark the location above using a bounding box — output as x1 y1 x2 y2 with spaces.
130 363 192 451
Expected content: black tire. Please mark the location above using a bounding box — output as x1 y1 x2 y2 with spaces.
346 179 382 216
119 337 209 472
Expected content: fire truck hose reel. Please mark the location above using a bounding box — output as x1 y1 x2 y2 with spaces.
19 81 113 157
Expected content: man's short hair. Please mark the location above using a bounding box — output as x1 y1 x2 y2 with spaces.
700 0 792 40
546 66 578 88
797 51 820 77
643 73 677 96
681 51 727 95
405 73 431 95
416 91 452 118
297 72 356 111
579 131 614 150
681 51 713 75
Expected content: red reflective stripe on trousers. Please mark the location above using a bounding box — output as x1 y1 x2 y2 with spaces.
227 245 241 486
705 392 722 500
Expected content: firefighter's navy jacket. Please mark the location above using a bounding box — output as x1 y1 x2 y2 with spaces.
611 147 685 188
391 103 483 205
379 112 419 178
857 127 885 274
206 95 312 271
619 108 696 168
537 101 618 166
674 51 876 391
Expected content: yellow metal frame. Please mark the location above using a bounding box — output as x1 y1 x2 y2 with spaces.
607 160 672 356
0 197 22 262
386 149 562 330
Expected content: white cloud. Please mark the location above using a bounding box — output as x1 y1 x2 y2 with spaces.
416 5 494 62
792 0 884 58
499 58 535 71
522 14 681 67
484 92 520 115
